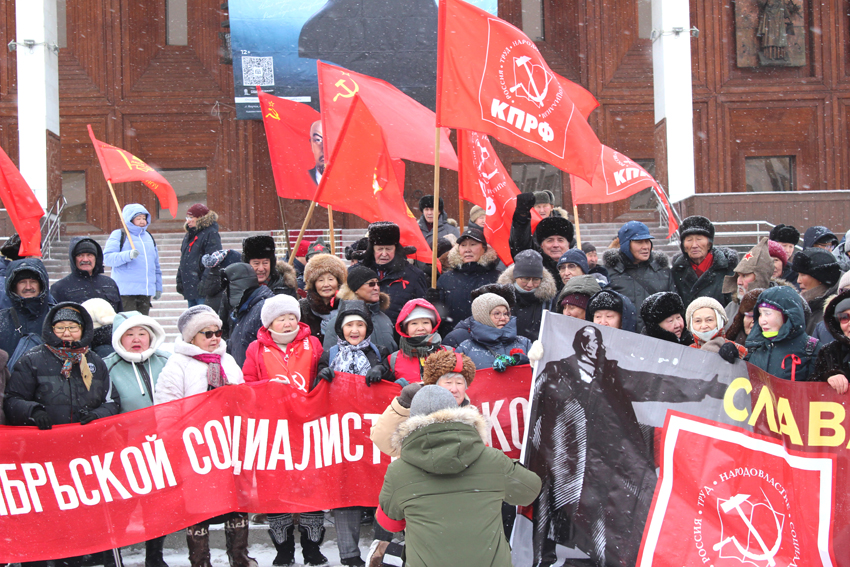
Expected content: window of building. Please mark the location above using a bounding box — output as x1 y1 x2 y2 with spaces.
745 156 795 192
511 162 562 206
629 159 657 209
167 0 189 46
56 0 67 49
521 0 544 41
158 169 207 219
62 171 87 223
637 0 652 39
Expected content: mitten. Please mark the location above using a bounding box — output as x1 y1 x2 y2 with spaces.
718 342 740 364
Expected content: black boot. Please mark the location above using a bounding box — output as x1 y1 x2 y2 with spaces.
298 526 328 566
268 526 295 567
145 536 169 567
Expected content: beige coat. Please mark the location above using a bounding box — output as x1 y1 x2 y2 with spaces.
370 397 409 458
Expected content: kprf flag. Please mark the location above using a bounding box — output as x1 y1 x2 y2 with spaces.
317 61 458 171
457 130 540 265
87 125 179 218
569 145 679 237
0 145 44 257
437 0 601 182
258 89 322 200
315 96 434 264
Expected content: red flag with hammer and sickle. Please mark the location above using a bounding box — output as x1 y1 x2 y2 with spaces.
437 0 601 182
315 96 434 265
87 125 179 218
317 61 458 171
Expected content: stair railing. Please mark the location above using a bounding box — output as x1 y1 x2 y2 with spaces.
40 196 67 259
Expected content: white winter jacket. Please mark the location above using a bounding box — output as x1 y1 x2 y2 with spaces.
154 337 244 404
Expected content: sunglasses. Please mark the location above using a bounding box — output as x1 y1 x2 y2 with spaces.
837 313 850 324
197 330 223 338
365 281 380 287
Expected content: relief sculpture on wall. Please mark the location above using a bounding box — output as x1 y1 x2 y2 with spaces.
736 0 806 67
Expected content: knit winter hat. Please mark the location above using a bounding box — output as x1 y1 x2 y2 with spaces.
423 350 475 386
723 238 774 294
73 239 99 257
11 269 40 288
296 239 311 257
512 249 544 279
418 195 444 213
767 240 788 268
187 203 210 218
81 298 116 329
403 305 438 327
685 296 728 330
580 242 596 254
469 205 486 224
618 221 654 262
261 294 302 328
457 224 486 246
769 224 800 246
557 275 602 309
533 190 555 205
303 253 347 291
346 264 379 293
471 293 510 327
241 235 276 264
52 306 84 328
840 270 850 291
557 249 589 273
178 305 222 343
471 283 516 309
334 300 374 339
791 248 841 287
410 385 458 417
534 216 574 245
306 237 331 261
561 293 590 311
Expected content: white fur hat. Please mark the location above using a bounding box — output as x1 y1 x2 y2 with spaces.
177 305 222 343
261 294 301 328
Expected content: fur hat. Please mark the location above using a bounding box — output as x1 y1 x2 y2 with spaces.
187 203 210 218
533 190 555 206
241 235 276 264
767 240 788 268
769 224 800 246
534 216 574 245
723 238 774 294
678 216 714 255
640 292 685 329
346 264 379 293
303 253 347 291
727 288 766 342
512 250 544 279
177 305 222 343
410 385 458 417
350 221 417 262
306 237 331 261
418 195 444 213
334 300 374 340
457 225 486 246
81 298 116 329
686 296 728 330
557 249 588 273
469 205 486 224
471 293 510 327
791 248 841 287
471 283 516 309
344 237 368 261
261 294 301 328
423 350 476 386
0 234 21 261
585 289 637 332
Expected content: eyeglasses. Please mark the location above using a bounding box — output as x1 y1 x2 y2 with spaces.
837 313 850 323
53 325 81 333
516 277 542 284
197 330 223 338
365 281 380 287
490 311 511 319
744 312 753 318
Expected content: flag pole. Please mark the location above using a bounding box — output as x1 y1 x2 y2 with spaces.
277 196 293 258
289 202 318 265
107 180 136 251
572 204 582 248
431 128 442 288
458 195 464 232
327 205 336 256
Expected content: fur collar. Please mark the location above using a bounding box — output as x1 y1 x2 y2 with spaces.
390 406 487 454
304 290 335 315
602 247 670 272
497 264 558 301
336 283 391 311
274 261 299 291
183 211 218 232
446 244 500 271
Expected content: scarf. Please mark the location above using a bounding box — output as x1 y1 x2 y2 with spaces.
192 353 228 390
399 332 442 359
691 252 714 277
46 344 93 391
331 337 373 376
801 284 830 304
270 328 300 346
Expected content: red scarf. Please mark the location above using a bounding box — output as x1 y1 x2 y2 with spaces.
192 353 227 389
691 252 713 277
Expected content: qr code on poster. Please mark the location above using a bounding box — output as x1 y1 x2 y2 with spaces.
241 56 274 87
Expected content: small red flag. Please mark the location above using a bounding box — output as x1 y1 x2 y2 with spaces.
437 0 601 182
258 89 323 201
87 125 179 218
457 130 540 264
570 145 679 237
317 61 458 171
0 146 44 257
315 97 434 265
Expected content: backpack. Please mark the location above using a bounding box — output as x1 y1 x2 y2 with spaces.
119 231 156 251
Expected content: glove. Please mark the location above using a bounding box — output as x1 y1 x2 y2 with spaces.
397 382 424 409
31 409 52 430
493 354 517 373
424 288 442 304
202 250 227 268
528 340 544 365
129 249 140 259
317 367 335 384
153 290 162 301
365 367 384 387
79 409 98 425
718 342 740 364
516 191 537 214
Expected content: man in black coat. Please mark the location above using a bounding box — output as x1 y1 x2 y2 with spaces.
509 192 574 293
176 204 222 307
51 237 122 313
241 235 298 298
671 215 738 307
222 263 274 367
0 258 53 359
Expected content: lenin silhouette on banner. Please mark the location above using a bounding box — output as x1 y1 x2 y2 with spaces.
298 0 439 109
526 324 727 567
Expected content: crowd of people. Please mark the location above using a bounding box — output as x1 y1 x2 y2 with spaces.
0 192 849 567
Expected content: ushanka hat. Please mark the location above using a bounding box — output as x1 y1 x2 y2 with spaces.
241 235 276 264
533 190 555 205
678 215 714 255
418 195 444 212
791 248 841 287
423 350 475 386
350 221 416 261
769 224 800 246
534 216 574 244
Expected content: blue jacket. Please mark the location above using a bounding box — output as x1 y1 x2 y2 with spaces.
455 318 532 370
103 204 163 296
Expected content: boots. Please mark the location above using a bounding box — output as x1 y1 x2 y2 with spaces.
144 536 169 567
268 514 296 567
186 525 211 567
298 526 328 566
224 513 258 567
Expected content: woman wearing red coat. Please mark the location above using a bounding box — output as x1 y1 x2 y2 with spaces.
388 298 453 384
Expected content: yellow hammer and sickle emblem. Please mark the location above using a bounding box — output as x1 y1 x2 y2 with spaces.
116 149 152 173
333 78 359 102
372 171 384 196
265 108 280 120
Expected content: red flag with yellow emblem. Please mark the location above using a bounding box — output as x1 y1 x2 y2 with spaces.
0 145 44 257
315 96 433 264
87 125 179 218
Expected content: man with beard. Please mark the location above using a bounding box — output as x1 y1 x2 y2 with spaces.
526 324 726 567
51 238 122 313
721 238 776 327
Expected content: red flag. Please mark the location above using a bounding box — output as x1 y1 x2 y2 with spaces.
437 0 601 182
0 146 44 257
87 125 179 218
317 61 458 171
570 145 679 237
258 89 322 201
457 130 540 264
315 96 434 264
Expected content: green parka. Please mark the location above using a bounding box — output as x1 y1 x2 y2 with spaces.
379 406 541 567
103 311 170 413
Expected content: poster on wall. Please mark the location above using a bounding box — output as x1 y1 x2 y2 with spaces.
229 0 497 119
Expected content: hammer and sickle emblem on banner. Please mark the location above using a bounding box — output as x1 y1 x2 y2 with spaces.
333 78 359 101
116 149 152 173
264 101 280 121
